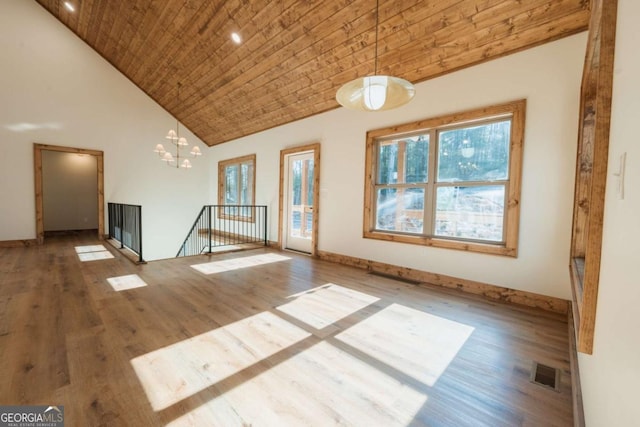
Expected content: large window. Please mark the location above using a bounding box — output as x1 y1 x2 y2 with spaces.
218 154 256 221
364 100 525 256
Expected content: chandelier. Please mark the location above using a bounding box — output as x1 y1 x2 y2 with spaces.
153 83 201 168
336 0 415 111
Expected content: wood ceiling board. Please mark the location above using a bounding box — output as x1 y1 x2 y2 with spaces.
198 1 590 143
34 0 590 147
390 7 591 84
172 0 362 112
132 0 246 88
380 0 589 75
116 2 172 73
178 4 375 125
156 1 314 113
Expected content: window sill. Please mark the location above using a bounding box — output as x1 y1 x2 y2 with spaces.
569 257 585 320
363 230 517 257
217 214 255 223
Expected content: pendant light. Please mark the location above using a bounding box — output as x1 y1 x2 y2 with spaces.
336 0 415 111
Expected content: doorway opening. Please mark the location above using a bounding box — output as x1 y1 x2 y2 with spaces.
279 143 320 255
34 144 104 244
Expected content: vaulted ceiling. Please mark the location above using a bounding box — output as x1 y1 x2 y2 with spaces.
35 0 590 147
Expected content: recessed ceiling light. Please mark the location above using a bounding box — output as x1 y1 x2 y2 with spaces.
231 32 242 44
63 1 75 12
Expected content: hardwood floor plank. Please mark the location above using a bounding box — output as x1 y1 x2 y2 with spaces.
0 232 573 425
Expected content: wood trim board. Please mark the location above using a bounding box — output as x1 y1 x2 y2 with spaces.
317 249 569 315
569 0 618 354
363 99 526 257
0 239 39 248
568 306 586 427
218 154 257 209
278 143 321 256
33 144 105 244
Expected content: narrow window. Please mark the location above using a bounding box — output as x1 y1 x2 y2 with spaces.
218 154 256 221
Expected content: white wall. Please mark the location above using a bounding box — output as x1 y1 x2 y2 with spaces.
209 33 587 300
0 2 588 297
579 0 640 424
3 1 636 420
42 151 98 231
0 0 209 260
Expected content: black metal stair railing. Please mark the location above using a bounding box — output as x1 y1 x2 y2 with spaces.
108 202 144 263
177 205 268 257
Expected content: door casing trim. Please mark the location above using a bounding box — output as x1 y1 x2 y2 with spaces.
278 143 320 255
34 143 104 244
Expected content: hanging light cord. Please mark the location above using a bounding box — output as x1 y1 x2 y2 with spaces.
176 82 181 166
334 0 415 111
373 0 380 76
177 82 181 140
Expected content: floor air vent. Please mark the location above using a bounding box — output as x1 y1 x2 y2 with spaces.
530 361 561 391
368 271 422 285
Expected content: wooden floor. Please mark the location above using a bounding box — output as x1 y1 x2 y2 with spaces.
0 233 573 426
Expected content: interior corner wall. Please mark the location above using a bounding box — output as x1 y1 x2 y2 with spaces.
209 32 588 300
42 151 98 231
578 0 640 424
0 0 209 260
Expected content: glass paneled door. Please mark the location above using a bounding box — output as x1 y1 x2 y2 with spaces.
285 151 314 253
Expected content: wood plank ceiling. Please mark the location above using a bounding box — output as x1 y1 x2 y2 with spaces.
35 0 590 147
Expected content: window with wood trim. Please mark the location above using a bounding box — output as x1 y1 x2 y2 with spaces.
364 100 525 256
569 0 617 355
218 154 256 221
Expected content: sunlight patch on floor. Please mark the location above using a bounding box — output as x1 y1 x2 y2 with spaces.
131 311 310 411
75 245 114 262
336 303 474 387
276 284 379 329
106 274 148 291
74 245 107 253
77 251 114 262
190 253 291 275
166 341 428 427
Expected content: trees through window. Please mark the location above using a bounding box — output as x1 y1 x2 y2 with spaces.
218 154 256 221
364 100 525 256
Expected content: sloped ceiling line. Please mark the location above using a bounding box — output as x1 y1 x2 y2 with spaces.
35 0 589 146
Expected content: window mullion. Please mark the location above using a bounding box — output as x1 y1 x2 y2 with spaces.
395 140 406 233
501 180 509 243
436 180 509 187
236 163 242 207
424 128 438 236
370 139 380 231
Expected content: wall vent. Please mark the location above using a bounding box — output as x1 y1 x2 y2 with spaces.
530 361 561 391
368 270 422 285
